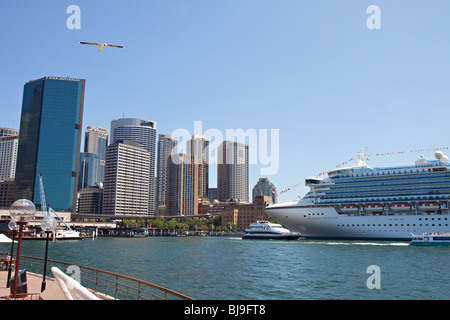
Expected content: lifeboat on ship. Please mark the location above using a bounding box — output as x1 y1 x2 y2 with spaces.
390 203 411 211
339 205 359 213
417 203 440 211
363 204 384 212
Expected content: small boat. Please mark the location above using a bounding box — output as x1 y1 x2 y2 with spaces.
410 233 450 246
242 221 301 240
390 203 411 211
417 203 440 211
364 204 384 212
339 205 358 213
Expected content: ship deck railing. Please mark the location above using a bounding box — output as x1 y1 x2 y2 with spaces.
0 253 193 300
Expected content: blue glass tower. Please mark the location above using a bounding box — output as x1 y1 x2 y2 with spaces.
15 76 85 211
79 152 101 189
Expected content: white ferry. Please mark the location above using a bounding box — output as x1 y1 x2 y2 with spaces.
242 220 301 240
54 229 82 240
266 150 450 240
410 233 450 246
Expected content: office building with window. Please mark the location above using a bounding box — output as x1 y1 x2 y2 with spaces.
15 76 85 211
0 178 16 208
221 195 272 230
110 118 156 214
217 141 249 203
103 140 150 215
79 126 108 190
156 134 178 208
77 185 103 215
252 177 277 204
187 135 209 198
165 153 198 216
0 128 19 181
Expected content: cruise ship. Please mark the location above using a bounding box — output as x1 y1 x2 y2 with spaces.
266 150 450 240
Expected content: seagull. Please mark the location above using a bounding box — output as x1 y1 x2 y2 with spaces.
78 41 126 51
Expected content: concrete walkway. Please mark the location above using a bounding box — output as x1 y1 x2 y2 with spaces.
0 269 55 299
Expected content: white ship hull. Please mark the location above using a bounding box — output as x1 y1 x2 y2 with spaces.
266 202 450 240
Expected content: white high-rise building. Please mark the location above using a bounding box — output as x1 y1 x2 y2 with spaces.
103 140 150 215
110 118 157 214
0 128 19 181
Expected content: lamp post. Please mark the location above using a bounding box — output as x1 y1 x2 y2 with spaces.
9 199 36 299
6 220 19 288
40 215 57 292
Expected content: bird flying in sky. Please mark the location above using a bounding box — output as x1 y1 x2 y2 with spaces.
78 41 126 51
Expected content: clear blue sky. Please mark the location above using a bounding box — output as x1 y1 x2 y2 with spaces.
1 1 450 199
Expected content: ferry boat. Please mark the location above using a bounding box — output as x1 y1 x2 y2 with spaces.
25 229 83 241
410 233 450 246
266 150 450 240
242 220 301 240
53 229 82 240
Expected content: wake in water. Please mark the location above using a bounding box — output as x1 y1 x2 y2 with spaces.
303 241 409 246
227 237 409 246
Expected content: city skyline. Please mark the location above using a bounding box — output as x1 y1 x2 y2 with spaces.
2 2 450 200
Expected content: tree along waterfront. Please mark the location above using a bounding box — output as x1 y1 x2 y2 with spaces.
120 214 238 233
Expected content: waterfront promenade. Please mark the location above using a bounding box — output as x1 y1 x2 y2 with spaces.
0 270 55 299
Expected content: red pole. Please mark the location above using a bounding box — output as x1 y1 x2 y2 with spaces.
12 221 25 299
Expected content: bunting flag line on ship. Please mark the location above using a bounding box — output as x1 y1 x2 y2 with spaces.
313 146 449 178
278 146 449 196
278 183 301 195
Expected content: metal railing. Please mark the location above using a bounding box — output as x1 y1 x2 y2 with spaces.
6 254 193 300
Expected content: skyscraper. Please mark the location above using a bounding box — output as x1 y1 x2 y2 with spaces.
156 134 178 208
217 141 249 203
186 135 209 197
165 153 198 216
110 118 156 214
0 128 19 181
84 126 108 156
15 76 85 211
103 140 150 215
252 177 277 204
79 126 108 189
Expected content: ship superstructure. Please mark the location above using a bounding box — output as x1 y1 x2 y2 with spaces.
266 150 450 240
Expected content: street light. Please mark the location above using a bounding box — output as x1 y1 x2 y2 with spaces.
40 215 57 292
6 220 19 288
9 199 36 299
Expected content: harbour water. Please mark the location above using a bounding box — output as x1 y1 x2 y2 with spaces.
3 236 450 300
